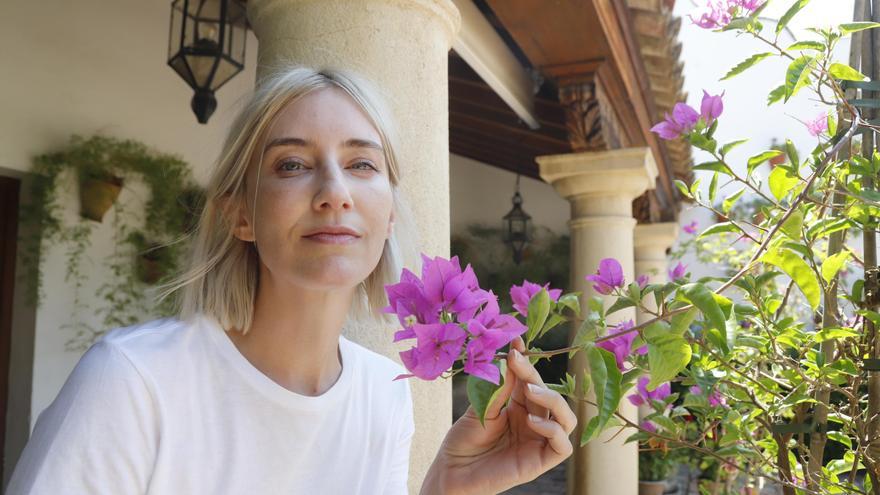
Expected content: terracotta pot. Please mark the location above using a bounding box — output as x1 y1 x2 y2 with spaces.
80 175 123 222
135 244 168 285
638 480 666 495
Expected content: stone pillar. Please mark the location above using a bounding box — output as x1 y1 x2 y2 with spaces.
246 2 460 492
633 222 679 326
537 147 658 495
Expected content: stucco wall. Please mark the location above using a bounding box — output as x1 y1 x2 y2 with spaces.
0 0 260 478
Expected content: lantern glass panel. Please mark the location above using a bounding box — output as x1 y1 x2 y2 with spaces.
169 1 185 60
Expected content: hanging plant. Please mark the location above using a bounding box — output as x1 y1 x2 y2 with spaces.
19 134 204 349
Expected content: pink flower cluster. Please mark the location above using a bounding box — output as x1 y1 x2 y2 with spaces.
650 90 724 140
387 255 561 385
596 319 672 409
689 0 765 29
584 258 648 295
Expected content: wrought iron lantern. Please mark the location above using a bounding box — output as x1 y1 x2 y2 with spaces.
167 0 247 124
502 175 532 264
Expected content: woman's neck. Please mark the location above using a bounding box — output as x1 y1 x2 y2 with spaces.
226 274 354 397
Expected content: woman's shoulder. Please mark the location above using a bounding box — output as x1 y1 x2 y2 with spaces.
341 336 411 400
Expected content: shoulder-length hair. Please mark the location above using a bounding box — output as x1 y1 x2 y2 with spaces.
161 66 413 332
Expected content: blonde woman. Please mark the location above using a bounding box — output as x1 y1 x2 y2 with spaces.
7 66 577 495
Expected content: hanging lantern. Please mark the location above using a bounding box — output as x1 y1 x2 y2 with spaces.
167 0 247 124
503 175 532 264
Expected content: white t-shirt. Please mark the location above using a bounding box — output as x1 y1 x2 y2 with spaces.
7 315 415 494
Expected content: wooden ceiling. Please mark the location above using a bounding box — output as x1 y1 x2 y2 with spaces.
449 0 690 219
449 53 569 179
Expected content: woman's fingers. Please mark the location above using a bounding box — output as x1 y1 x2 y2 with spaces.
508 337 550 420
526 414 574 459
523 382 578 435
484 355 517 421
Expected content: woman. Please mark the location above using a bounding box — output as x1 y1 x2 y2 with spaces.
7 66 577 494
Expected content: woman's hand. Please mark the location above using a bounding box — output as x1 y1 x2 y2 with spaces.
420 336 578 495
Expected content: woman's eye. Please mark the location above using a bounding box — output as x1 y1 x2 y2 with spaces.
351 161 378 171
278 160 306 172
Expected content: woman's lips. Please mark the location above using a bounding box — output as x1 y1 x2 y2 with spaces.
303 233 360 245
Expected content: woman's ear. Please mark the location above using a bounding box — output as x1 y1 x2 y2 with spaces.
219 193 256 242
386 209 395 238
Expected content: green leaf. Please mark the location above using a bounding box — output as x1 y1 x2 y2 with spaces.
777 0 810 35
784 55 816 102
722 188 746 214
721 52 775 80
814 326 858 343
769 166 800 201
674 179 691 199
709 172 719 203
829 62 867 81
748 150 784 175
785 139 799 169
670 307 699 335
697 221 741 240
821 250 852 284
646 328 692 389
768 84 786 106
525 288 551 345
581 346 623 445
827 430 852 449
466 360 506 427
720 139 749 157
781 209 804 239
556 293 582 318
680 283 727 332
760 246 821 310
786 40 825 51
538 313 566 339
693 161 730 175
690 133 717 153
840 22 880 35
606 296 636 315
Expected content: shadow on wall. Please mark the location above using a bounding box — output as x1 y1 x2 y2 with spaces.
450 223 571 422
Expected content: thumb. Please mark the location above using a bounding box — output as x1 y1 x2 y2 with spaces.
484 346 518 420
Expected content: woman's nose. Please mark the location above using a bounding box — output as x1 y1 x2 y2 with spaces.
312 166 354 211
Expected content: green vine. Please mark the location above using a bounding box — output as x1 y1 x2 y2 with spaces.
20 135 203 349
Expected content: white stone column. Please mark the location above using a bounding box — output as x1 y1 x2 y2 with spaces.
537 147 658 495
246 2 460 492
633 222 679 326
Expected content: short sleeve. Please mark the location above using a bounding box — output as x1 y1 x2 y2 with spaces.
6 340 159 495
384 378 415 495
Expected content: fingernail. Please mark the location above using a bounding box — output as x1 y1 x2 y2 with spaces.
527 383 542 395
528 413 541 423
511 349 521 361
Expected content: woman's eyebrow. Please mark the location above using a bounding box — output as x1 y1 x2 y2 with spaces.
264 137 384 153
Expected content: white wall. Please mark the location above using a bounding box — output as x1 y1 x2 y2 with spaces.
0 0 259 446
450 153 569 235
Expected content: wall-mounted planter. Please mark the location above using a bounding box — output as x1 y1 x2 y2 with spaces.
80 175 123 222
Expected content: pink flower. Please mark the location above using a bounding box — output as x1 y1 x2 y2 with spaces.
805 112 828 137
650 102 700 140
641 420 658 433
463 293 527 384
688 1 733 29
668 262 688 282
585 258 626 295
700 90 724 125
509 280 562 317
628 376 672 407
596 320 639 371
420 254 490 321
395 323 467 381
733 0 765 12
683 220 698 234
636 274 649 289
689 385 728 407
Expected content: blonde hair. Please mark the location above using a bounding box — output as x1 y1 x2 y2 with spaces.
161 66 412 332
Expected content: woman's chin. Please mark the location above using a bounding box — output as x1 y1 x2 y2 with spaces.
292 258 370 290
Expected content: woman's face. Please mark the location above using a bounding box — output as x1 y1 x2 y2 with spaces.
234 87 394 292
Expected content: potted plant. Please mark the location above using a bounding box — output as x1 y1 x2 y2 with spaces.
639 447 678 495
20 134 202 348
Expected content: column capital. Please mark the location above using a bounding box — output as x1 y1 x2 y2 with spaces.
536 147 658 202
634 222 679 250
